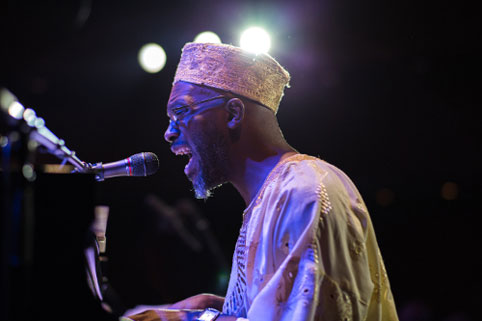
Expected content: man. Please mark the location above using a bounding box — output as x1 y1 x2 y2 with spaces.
127 43 398 321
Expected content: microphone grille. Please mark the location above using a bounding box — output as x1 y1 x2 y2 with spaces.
130 152 159 176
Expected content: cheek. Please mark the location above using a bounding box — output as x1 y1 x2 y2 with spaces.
179 123 206 147
183 113 206 127
185 114 220 136
182 112 228 148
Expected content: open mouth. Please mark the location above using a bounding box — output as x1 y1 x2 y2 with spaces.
173 146 195 178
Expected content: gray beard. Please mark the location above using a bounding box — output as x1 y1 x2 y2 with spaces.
190 133 229 200
192 175 222 200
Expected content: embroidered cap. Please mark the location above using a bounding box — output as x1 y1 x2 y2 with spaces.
173 42 290 114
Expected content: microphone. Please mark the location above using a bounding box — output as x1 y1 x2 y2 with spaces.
89 152 159 181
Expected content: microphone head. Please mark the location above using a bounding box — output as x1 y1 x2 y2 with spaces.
130 152 159 176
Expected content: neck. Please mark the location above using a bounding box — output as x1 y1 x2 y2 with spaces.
230 146 298 206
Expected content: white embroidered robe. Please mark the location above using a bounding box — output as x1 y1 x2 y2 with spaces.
222 154 398 321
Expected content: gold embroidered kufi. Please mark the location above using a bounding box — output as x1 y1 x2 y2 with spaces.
173 42 290 113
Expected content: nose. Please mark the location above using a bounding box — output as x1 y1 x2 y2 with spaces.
164 120 180 143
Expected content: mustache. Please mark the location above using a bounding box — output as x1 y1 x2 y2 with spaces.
171 141 189 148
170 140 193 151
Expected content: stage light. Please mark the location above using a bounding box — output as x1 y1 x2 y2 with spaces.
240 27 271 54
0 136 8 148
194 31 221 44
8 101 25 120
34 117 45 128
138 43 167 73
22 164 36 181
23 108 37 126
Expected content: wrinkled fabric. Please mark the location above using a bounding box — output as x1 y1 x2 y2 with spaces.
223 154 399 321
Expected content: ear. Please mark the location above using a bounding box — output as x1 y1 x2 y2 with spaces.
225 98 245 129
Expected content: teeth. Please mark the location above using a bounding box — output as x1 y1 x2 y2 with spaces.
174 147 192 156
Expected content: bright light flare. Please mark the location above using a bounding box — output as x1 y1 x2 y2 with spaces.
138 43 167 73
23 108 37 125
8 101 25 119
240 27 271 54
194 31 221 44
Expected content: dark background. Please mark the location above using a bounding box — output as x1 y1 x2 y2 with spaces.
1 0 480 320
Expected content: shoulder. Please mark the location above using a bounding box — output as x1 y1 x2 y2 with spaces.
258 155 333 227
269 154 338 197
264 154 362 222
253 154 359 221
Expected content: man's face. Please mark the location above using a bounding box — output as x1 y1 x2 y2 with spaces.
164 82 230 199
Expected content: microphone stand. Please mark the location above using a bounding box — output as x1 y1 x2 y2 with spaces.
30 126 86 171
1 87 88 172
0 88 117 319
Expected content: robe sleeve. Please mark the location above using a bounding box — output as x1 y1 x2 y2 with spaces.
245 163 378 321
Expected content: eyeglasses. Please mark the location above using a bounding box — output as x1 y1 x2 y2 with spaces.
168 95 227 126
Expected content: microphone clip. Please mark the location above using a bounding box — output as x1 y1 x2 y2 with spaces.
73 162 105 182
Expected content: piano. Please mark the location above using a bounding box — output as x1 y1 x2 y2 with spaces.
1 171 120 321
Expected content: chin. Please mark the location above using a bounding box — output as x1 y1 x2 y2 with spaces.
190 170 210 200
194 188 211 200
189 144 229 200
192 171 225 200
193 182 213 200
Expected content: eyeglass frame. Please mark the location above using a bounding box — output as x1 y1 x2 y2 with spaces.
168 95 227 127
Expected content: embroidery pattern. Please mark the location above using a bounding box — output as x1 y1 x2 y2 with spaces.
223 219 248 316
316 178 333 217
225 154 323 316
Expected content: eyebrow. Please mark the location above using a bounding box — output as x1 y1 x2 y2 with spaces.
167 95 226 118
168 99 189 109
166 98 189 116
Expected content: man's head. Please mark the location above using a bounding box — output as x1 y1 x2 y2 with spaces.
164 43 290 199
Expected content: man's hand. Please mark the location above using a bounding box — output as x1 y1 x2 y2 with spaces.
125 309 238 321
169 293 225 311
215 316 238 321
125 294 235 321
